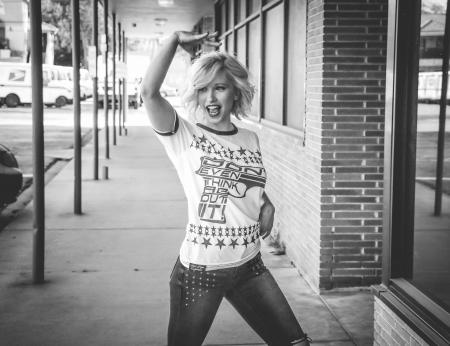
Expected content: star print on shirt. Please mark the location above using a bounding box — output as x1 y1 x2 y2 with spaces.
202 237 212 249
215 238 225 249
238 147 247 156
189 133 263 166
229 238 239 249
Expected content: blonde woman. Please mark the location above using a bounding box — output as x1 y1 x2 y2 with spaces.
141 31 311 346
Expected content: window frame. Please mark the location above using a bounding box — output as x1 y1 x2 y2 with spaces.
379 0 450 344
216 0 305 134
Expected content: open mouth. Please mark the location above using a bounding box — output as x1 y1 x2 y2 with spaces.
206 105 221 117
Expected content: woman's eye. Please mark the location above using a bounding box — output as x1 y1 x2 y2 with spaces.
198 87 207 93
216 86 226 91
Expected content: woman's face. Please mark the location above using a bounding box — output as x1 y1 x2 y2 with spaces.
197 70 236 130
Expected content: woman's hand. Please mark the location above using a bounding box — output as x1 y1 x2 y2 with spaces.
175 31 221 56
259 192 275 239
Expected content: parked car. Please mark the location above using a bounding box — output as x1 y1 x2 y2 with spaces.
0 62 73 107
79 68 93 99
97 79 141 109
45 65 91 102
0 144 23 208
160 83 178 97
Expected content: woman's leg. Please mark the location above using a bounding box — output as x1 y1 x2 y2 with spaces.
225 256 309 346
167 259 225 346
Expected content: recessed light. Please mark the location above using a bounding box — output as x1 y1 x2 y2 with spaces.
154 18 168 26
158 0 174 7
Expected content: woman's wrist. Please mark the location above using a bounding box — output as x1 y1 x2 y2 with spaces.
170 32 180 46
173 32 180 45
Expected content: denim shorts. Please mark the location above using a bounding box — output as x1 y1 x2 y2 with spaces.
167 253 305 346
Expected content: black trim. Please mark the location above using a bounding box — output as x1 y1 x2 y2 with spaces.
373 285 450 345
196 122 238 135
153 114 179 136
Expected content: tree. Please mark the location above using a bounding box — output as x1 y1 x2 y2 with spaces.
41 0 99 67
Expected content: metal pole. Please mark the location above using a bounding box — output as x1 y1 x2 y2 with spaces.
119 79 122 135
123 33 127 134
112 13 117 145
93 0 99 180
72 0 82 215
30 0 45 284
118 22 122 136
434 0 450 216
104 0 110 159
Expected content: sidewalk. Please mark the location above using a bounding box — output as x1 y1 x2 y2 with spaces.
0 107 374 346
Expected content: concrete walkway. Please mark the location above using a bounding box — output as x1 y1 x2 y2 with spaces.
0 108 374 346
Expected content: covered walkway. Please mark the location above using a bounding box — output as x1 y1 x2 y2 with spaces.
0 107 373 345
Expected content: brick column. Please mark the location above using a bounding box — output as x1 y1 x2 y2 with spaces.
310 0 388 290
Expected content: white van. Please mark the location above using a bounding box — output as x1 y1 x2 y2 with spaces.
0 62 73 107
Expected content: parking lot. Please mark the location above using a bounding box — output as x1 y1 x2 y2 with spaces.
0 101 98 177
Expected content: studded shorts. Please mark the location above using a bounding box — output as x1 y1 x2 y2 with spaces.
167 253 305 346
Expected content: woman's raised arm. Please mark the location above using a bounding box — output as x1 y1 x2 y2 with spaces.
140 31 220 132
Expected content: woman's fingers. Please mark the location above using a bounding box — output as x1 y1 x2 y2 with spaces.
204 40 222 47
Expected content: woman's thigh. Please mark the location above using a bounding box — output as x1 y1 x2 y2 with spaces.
167 259 224 346
225 259 305 346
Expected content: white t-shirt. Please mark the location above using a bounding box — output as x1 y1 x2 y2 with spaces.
154 114 266 269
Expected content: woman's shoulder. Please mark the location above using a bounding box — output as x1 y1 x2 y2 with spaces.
234 123 259 142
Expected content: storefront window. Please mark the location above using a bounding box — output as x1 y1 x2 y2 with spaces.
413 0 450 312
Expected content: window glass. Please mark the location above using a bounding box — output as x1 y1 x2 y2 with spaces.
226 35 233 54
286 0 306 130
43 70 50 86
227 0 234 31
263 4 283 124
236 27 246 67
237 0 247 23
221 2 227 34
413 0 450 312
248 18 260 117
248 0 261 14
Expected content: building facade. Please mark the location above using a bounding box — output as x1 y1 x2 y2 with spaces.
214 0 387 292
214 0 448 344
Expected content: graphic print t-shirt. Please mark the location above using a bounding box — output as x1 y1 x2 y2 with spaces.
155 114 267 268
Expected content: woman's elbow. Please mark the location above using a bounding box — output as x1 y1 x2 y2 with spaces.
140 85 158 101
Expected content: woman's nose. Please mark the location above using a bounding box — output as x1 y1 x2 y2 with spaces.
206 89 216 101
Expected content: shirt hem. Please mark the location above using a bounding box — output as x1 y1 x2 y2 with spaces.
179 247 260 271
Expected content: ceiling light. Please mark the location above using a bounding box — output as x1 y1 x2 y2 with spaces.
158 0 174 7
154 18 168 26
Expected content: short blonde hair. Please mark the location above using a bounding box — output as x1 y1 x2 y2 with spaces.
183 51 255 119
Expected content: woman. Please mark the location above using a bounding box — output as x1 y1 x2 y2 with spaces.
141 31 311 346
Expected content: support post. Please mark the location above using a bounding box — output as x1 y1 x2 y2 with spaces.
92 0 99 180
434 0 450 216
31 0 45 284
118 22 122 136
119 79 122 136
112 13 117 145
103 0 109 159
123 32 127 134
72 0 82 215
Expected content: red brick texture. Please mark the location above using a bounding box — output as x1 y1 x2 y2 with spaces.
243 0 388 291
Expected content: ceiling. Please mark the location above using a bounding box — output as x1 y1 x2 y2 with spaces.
109 0 215 38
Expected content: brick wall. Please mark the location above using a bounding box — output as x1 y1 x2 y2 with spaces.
243 0 388 291
374 297 429 345
314 0 387 289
